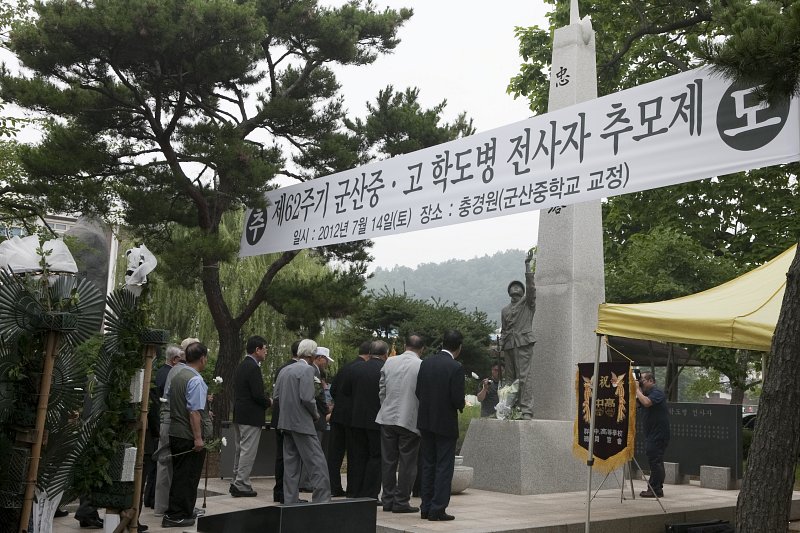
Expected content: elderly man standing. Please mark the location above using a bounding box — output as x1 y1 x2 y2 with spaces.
273 339 331 504
376 334 424 513
230 335 271 497
162 341 210 528
153 338 198 518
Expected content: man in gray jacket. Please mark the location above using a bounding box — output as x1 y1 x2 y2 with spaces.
273 339 331 504
376 334 425 513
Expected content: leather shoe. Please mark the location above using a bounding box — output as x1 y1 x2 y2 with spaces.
137 523 149 532
331 489 346 497
392 506 419 514
420 510 428 519
231 486 257 497
382 504 393 512
428 511 455 521
78 518 103 529
161 516 195 528
639 490 663 498
54 509 69 518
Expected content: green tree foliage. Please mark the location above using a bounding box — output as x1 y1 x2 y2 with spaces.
368 249 527 326
0 0 472 422
340 288 495 376
706 0 800 104
605 227 739 303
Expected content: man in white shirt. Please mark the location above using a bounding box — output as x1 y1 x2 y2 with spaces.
376 334 425 513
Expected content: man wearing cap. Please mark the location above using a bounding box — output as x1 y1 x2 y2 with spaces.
153 338 197 517
230 335 271 497
273 339 331 503
311 346 333 438
500 250 536 420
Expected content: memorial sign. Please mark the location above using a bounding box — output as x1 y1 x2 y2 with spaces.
634 402 743 478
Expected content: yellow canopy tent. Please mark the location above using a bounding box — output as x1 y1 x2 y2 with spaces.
596 245 797 352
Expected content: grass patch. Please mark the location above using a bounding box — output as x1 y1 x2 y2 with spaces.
456 404 482 454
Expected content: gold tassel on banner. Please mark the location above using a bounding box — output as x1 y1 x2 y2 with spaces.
572 363 637 475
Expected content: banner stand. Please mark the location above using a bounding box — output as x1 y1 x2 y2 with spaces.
584 334 666 533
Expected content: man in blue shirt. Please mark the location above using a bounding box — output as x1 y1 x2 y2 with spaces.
636 371 670 498
163 342 210 528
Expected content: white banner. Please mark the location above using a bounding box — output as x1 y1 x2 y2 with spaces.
240 66 800 256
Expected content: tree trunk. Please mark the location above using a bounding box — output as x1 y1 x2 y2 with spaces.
212 329 243 434
729 349 749 405
201 261 244 435
729 386 745 405
736 244 800 531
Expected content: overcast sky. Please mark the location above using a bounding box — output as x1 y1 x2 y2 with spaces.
3 1 552 270
322 0 550 269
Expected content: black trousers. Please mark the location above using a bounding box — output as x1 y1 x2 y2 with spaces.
419 430 456 516
142 452 157 508
327 421 347 493
645 438 668 492
166 436 205 519
349 427 382 498
273 429 285 501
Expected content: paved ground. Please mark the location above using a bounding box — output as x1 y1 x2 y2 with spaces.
51 475 800 533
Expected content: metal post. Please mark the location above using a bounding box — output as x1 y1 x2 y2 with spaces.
585 334 602 533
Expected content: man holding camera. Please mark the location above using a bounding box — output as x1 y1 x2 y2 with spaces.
477 363 502 417
635 371 670 498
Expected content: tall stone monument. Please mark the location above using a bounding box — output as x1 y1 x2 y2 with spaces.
533 0 606 422
461 0 608 494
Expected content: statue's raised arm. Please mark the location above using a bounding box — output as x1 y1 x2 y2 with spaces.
499 250 537 419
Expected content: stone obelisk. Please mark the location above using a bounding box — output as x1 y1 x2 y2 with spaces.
533 0 606 422
461 0 607 495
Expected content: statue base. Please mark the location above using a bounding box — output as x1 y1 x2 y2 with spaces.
460 418 615 495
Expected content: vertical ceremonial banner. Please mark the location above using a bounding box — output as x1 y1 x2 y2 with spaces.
573 362 636 473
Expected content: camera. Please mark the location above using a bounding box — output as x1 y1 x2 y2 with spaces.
633 368 641 381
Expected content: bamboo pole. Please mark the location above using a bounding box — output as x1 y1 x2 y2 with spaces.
18 330 61 533
128 344 157 533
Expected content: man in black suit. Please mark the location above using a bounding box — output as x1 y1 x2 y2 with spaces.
231 335 271 497
328 341 370 497
271 340 300 503
344 339 388 500
416 329 465 521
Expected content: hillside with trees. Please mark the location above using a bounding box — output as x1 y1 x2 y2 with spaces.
367 249 528 327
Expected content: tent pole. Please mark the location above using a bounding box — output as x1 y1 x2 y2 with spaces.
585 334 602 533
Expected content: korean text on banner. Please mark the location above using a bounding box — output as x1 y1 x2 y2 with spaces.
240 67 800 256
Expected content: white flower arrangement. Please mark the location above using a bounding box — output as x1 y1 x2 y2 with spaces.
495 379 521 420
221 437 227 447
